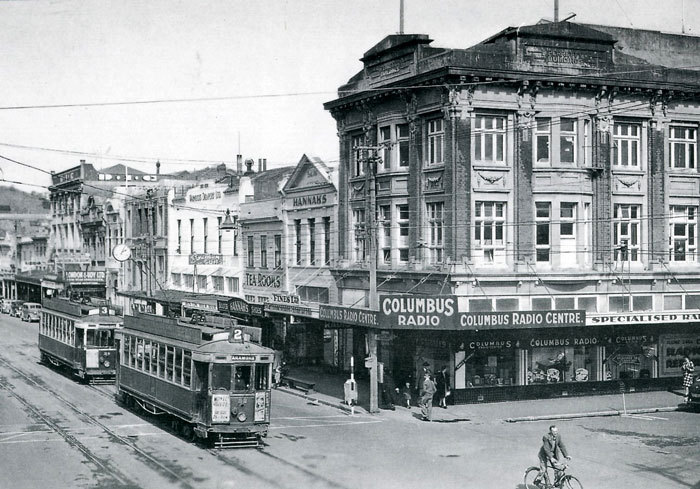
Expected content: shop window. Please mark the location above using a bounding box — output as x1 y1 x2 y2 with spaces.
464 349 516 387
604 341 655 381
669 125 696 169
555 297 575 310
469 298 493 312
528 346 596 384
664 295 682 310
685 294 700 309
613 122 641 167
532 298 552 310
474 115 506 164
577 297 598 312
632 295 652 311
495 298 518 311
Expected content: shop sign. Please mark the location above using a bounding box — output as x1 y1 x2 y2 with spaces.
65 271 106 284
380 295 457 329
271 293 299 304
189 253 223 265
244 272 281 288
182 300 217 312
659 334 700 377
319 304 379 327
188 190 222 202
98 173 158 182
588 312 700 325
459 310 585 330
265 301 315 318
217 297 251 316
292 193 328 208
250 303 264 316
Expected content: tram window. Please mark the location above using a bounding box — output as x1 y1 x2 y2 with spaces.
148 342 157 375
193 361 208 392
143 340 151 372
211 364 231 390
174 348 183 384
166 346 175 381
233 365 252 392
183 351 192 387
76 328 85 349
255 364 270 390
158 344 166 378
129 335 137 368
135 338 144 369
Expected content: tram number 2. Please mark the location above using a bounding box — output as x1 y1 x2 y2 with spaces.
229 328 244 343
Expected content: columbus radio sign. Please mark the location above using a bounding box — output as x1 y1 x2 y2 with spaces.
380 295 456 329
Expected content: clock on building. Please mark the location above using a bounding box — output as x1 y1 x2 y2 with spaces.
112 244 132 262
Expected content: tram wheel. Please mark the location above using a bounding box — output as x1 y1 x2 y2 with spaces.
181 424 195 442
40 352 47 364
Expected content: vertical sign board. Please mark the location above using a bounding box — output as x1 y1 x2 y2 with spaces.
211 394 231 423
379 295 457 329
659 334 700 377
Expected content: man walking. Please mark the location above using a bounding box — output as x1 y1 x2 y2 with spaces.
419 372 437 421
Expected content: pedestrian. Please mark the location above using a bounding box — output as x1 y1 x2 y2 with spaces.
419 372 437 421
682 355 695 403
401 382 413 409
435 365 450 409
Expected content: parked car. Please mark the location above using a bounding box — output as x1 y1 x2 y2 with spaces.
1 299 18 314
10 300 25 318
21 302 42 322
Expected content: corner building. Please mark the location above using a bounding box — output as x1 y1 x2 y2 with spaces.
325 22 700 402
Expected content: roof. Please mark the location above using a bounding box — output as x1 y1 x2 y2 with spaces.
99 164 146 175
481 21 615 45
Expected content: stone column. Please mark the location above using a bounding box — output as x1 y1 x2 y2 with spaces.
514 111 535 269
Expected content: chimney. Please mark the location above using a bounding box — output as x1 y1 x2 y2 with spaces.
258 158 262 173
156 160 161 175
236 154 242 175
263 158 267 171
244 158 255 175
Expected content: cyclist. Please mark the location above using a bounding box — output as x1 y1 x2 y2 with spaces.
535 425 572 486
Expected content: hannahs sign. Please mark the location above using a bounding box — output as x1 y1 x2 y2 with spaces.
292 194 328 208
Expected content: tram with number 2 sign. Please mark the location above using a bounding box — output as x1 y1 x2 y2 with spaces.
115 311 273 448
39 297 122 383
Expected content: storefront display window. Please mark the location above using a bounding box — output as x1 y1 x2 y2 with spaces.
464 349 516 387
527 345 597 383
603 341 655 380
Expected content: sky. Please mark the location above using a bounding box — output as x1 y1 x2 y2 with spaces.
0 0 697 193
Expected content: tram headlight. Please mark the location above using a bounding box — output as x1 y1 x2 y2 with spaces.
237 412 247 422
103 360 110 368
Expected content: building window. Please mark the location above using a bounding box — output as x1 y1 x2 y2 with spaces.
352 209 366 262
378 123 410 170
274 234 282 268
308 218 316 265
247 236 255 268
397 123 409 167
294 219 302 265
535 202 551 262
397 204 409 263
184 274 194 289
212 275 224 292
560 202 577 267
351 134 365 177
535 118 551 163
171 273 181 286
560 118 577 164
474 201 506 264
669 206 697 262
427 118 444 166
196 275 207 290
613 204 640 262
474 115 505 163
323 217 331 265
202 217 208 253
260 235 267 268
379 126 392 171
189 219 194 254
226 277 240 293
379 205 391 264
296 286 330 304
177 219 182 254
426 202 444 263
613 122 641 167
670 125 697 169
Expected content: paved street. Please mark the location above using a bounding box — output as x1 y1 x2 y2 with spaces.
1 313 698 489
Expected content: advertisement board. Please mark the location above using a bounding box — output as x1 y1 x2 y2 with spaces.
659 334 700 377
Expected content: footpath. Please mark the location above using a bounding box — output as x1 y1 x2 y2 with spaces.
278 365 690 423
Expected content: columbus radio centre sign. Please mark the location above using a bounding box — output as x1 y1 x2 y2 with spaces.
379 295 585 330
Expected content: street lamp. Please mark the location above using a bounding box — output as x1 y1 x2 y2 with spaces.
219 209 237 232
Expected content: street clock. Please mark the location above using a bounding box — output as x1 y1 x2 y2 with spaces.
112 243 132 262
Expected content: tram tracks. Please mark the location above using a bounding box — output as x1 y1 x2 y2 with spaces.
0 356 198 489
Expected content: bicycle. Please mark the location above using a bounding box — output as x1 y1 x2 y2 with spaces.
524 462 583 489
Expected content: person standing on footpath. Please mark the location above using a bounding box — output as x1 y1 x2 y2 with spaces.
435 365 450 409
419 372 437 421
682 355 695 403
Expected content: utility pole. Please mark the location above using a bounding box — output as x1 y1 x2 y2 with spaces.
358 145 380 414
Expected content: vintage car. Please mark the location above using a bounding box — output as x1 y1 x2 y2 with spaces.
21 302 42 322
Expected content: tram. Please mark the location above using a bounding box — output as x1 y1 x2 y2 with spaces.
38 297 123 383
115 311 273 448
689 375 700 411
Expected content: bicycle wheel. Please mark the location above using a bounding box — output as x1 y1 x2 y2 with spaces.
524 466 543 488
560 475 583 489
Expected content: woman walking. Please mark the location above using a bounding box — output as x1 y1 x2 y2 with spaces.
682 355 695 403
